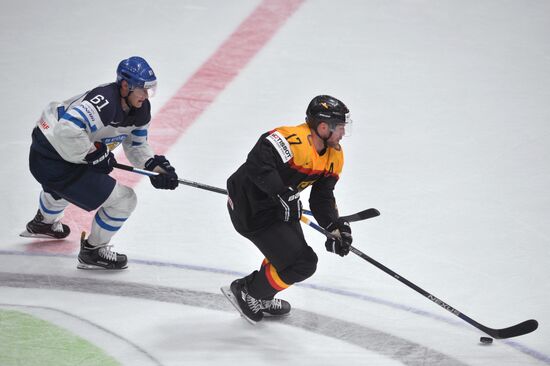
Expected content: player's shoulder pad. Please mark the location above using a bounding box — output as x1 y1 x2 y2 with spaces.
83 83 119 122
265 127 294 163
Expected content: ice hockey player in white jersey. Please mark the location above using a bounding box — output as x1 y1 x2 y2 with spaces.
22 56 179 270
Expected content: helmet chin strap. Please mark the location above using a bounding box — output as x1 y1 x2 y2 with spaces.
123 90 134 111
314 124 333 155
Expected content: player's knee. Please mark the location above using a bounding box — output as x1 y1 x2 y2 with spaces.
124 186 138 213
103 184 137 215
120 186 137 214
302 246 318 278
293 246 318 282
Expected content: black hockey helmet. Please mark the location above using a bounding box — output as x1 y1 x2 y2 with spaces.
306 95 350 131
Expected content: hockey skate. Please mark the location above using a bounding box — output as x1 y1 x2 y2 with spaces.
261 297 291 316
20 210 71 239
77 232 128 270
221 279 264 324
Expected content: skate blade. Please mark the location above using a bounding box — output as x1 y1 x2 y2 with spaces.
220 286 258 325
19 230 59 239
77 261 128 270
262 311 291 318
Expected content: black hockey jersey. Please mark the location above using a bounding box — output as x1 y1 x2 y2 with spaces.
227 123 343 234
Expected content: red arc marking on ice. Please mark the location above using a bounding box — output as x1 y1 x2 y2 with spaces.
25 0 304 254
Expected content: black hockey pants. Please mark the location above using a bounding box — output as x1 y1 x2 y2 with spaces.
238 220 318 299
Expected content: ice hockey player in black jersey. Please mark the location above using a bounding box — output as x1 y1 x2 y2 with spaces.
221 95 354 323
21 56 179 270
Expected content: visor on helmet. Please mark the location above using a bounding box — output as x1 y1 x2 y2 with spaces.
126 80 157 99
325 113 353 137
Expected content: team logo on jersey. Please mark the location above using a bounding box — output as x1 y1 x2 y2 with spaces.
266 131 293 163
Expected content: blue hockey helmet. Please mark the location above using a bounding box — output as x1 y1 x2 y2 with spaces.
116 56 157 96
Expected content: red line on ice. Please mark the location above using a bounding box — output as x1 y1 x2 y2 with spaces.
26 0 304 254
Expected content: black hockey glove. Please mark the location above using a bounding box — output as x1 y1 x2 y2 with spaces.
276 187 302 222
85 142 116 174
325 218 353 257
144 155 179 190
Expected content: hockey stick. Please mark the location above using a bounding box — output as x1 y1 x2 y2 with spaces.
302 208 381 223
114 163 229 195
115 163 379 222
300 215 538 339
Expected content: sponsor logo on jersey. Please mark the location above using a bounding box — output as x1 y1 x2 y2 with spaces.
102 135 128 151
80 101 102 123
39 119 50 130
79 102 97 123
103 135 127 144
266 131 293 163
297 180 317 190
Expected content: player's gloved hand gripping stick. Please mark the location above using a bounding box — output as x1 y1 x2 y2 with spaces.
114 163 227 194
144 155 179 190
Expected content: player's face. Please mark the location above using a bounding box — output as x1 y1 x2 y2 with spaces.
128 88 149 108
326 123 346 147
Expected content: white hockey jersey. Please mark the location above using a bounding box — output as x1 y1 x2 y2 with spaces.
37 83 154 168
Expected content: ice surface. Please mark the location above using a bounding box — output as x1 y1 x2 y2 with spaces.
1 1 549 365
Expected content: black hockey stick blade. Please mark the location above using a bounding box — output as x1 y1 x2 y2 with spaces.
484 319 538 339
302 208 380 222
348 244 539 340
340 208 380 222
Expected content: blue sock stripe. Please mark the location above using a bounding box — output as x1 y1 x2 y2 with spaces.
94 212 121 232
39 197 65 215
100 208 127 222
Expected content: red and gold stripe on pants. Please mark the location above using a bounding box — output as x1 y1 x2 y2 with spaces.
262 258 290 291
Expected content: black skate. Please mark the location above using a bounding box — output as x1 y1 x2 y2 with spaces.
77 232 128 270
220 279 263 324
261 297 291 316
20 210 71 239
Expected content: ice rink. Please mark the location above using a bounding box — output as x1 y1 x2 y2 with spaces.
1 0 549 365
